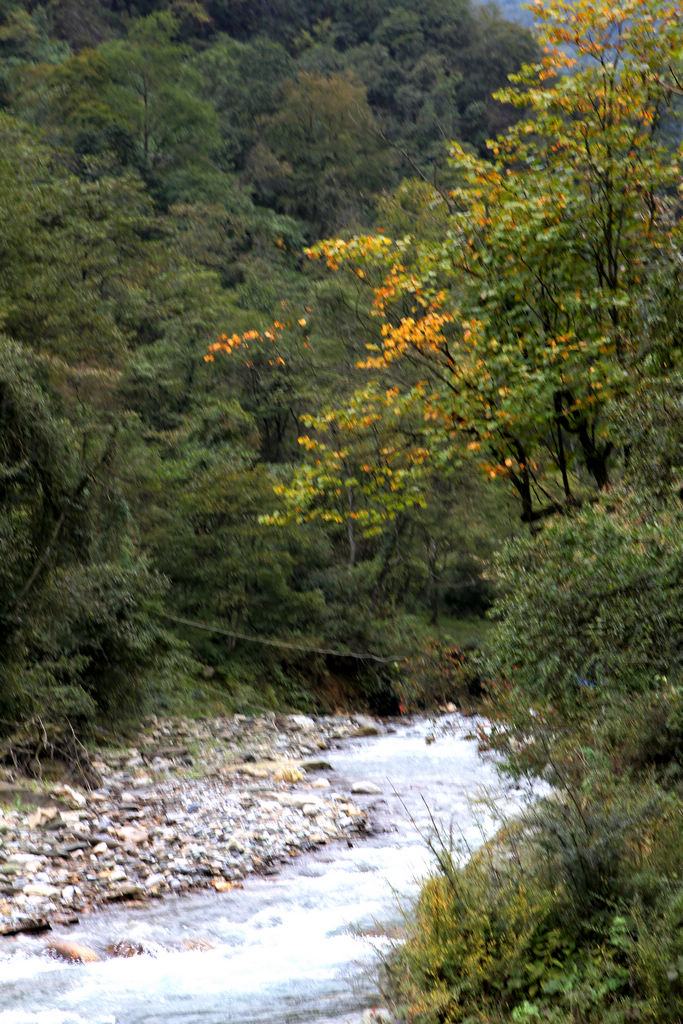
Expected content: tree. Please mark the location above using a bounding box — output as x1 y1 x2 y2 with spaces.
256 70 390 236
100 11 221 203
0 1 68 104
309 0 682 524
0 108 227 743
197 34 295 173
262 381 432 565
18 11 222 205
0 336 170 753
0 111 144 364
379 10 682 1014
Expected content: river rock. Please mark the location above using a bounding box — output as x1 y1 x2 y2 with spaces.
27 808 59 829
117 825 148 844
353 716 383 736
287 715 316 731
144 872 165 891
23 882 60 898
47 939 101 963
106 882 144 901
277 793 319 809
90 834 118 847
101 866 127 883
8 853 42 866
107 940 145 957
52 784 87 809
0 915 51 936
54 841 90 855
58 811 84 827
351 782 382 795
0 712 375 928
273 765 304 783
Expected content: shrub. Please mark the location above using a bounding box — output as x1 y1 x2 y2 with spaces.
390 778 683 1024
482 497 682 785
390 492 682 1023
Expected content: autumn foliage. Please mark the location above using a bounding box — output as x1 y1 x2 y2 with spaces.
282 0 682 524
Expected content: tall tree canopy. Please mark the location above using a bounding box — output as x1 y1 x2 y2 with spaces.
283 0 682 525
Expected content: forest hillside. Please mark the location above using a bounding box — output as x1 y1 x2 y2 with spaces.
0 1 681 1019
0 0 541 756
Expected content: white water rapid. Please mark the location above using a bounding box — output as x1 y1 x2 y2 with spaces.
0 715 530 1024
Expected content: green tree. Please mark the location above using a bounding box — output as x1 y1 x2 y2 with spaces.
0 1 68 104
256 70 389 236
311 0 681 523
197 34 295 172
18 11 222 204
0 111 146 364
0 336 170 751
102 11 221 203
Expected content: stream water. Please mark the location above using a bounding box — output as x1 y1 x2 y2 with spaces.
0 715 529 1024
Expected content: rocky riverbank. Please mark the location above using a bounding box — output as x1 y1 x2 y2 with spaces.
0 713 386 943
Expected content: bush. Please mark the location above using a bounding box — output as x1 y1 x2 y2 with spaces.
487 500 681 704
390 778 683 1024
0 558 177 781
399 642 482 711
389 492 682 1023
482 497 682 785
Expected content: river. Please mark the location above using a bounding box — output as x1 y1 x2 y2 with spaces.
0 714 530 1024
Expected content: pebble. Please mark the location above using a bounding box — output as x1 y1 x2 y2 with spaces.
0 714 372 936
144 873 165 891
287 715 317 731
23 882 60 898
61 885 77 904
351 782 382 795
300 759 333 772
47 939 100 963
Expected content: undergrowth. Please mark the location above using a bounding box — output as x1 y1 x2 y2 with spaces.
389 770 682 1024
387 492 683 1023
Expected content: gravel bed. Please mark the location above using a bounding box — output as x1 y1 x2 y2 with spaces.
0 712 384 939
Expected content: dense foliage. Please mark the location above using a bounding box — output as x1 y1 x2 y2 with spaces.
350 2 681 1020
392 480 682 1022
0 0 531 755
1 0 680 1018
